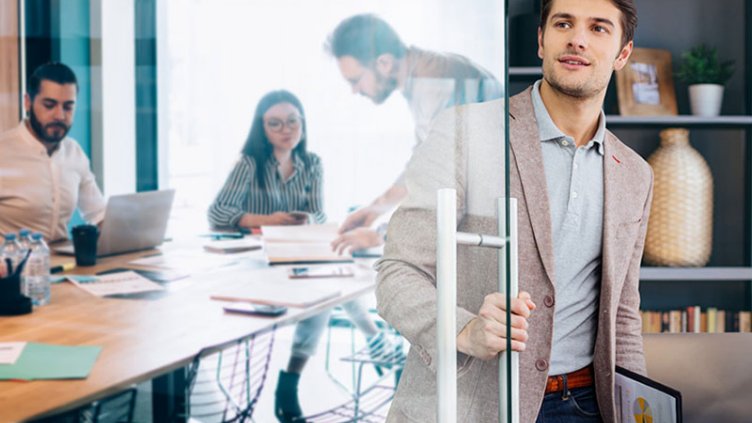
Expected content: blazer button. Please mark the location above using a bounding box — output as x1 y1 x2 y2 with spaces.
543 295 554 308
535 359 548 371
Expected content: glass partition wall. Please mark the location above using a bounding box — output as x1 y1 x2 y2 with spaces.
13 0 514 420
157 1 513 420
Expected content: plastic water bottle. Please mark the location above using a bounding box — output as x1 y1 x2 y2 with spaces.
25 233 51 306
0 233 24 275
18 228 32 255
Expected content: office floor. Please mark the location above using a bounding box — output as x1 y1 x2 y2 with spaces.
132 308 397 422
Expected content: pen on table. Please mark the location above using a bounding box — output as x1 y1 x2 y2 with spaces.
51 263 76 274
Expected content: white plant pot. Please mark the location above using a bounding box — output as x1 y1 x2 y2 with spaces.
689 84 724 117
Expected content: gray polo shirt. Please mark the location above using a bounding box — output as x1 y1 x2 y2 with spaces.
531 80 605 376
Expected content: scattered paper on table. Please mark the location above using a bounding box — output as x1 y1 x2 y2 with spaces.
0 342 26 365
210 268 342 308
129 249 246 272
67 271 164 297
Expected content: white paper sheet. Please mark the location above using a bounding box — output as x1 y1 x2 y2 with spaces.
0 342 26 365
67 271 165 297
209 268 341 308
129 249 246 272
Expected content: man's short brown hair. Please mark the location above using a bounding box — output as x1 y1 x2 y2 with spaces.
539 0 637 48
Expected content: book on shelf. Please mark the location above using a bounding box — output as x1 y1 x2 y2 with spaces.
640 308 752 333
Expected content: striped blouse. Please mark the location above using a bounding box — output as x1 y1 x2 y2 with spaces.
208 152 325 228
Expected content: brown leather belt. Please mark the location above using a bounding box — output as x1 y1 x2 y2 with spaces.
545 365 594 394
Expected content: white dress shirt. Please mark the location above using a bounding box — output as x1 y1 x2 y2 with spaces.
0 121 105 241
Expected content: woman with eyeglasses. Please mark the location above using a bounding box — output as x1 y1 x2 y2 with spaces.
208 90 385 422
208 89 324 229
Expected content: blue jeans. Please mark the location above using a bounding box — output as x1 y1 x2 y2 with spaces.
536 382 602 423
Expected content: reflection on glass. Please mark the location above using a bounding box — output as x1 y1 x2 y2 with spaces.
208 90 325 229
155 1 506 421
327 13 502 252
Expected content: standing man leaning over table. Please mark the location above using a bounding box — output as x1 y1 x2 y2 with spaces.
327 14 502 254
0 62 105 242
377 0 653 421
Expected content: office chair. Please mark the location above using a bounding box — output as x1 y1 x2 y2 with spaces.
32 388 137 423
184 328 276 423
304 326 405 423
80 388 138 423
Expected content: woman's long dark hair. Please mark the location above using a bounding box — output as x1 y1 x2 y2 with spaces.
241 90 308 189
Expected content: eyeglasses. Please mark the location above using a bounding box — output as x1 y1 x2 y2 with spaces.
264 116 303 132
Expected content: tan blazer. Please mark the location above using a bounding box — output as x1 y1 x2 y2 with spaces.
376 87 653 423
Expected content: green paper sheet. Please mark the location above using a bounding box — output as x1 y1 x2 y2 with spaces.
0 343 101 380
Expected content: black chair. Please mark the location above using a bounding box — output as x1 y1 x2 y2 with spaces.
80 388 138 423
32 388 137 423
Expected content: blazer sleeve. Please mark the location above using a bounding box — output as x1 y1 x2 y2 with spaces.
615 170 653 375
208 156 254 228
376 106 477 374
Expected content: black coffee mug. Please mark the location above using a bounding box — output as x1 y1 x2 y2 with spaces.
72 224 99 266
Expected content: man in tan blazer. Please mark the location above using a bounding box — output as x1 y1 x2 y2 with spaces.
376 0 652 421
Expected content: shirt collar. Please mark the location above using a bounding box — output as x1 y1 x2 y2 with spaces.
19 120 64 156
267 152 305 172
531 80 606 155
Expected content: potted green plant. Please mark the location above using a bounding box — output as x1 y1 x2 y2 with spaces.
676 44 735 116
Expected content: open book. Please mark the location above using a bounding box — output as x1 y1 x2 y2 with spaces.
261 224 353 265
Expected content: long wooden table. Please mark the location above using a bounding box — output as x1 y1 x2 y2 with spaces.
0 242 377 422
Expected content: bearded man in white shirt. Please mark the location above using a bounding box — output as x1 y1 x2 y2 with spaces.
0 62 105 241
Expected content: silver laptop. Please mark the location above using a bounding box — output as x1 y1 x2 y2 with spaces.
56 189 175 257
643 333 752 423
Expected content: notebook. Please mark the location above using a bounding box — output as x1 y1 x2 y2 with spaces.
203 238 263 254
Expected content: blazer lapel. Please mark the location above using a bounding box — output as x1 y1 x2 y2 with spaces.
600 134 638 301
509 89 556 287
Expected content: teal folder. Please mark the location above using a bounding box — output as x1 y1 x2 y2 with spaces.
0 343 101 380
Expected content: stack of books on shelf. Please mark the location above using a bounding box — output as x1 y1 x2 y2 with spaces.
641 307 752 333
